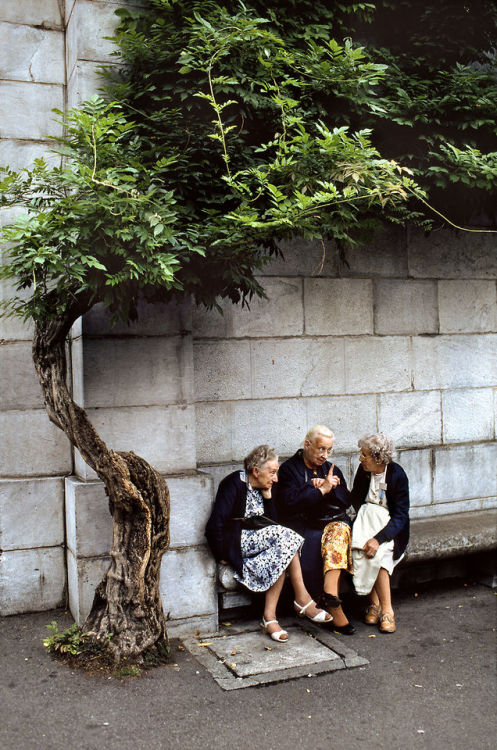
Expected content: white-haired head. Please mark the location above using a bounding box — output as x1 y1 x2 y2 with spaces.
358 433 395 465
304 424 334 444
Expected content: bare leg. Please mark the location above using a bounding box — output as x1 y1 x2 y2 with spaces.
374 567 393 616
323 569 350 626
262 570 287 637
369 585 380 608
288 553 331 620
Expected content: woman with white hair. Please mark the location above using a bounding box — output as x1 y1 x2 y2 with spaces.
206 444 331 644
351 434 410 633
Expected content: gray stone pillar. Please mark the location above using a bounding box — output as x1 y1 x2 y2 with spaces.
0 1 69 615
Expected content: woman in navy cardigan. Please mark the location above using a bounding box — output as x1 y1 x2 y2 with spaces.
351 434 410 634
206 445 331 643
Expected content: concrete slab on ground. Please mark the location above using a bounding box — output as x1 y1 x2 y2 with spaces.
181 619 368 690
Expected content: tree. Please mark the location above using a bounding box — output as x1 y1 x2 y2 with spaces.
0 0 477 662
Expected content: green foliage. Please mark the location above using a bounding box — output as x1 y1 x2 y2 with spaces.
43 621 87 655
2 0 494 328
1 0 429 325
349 0 497 224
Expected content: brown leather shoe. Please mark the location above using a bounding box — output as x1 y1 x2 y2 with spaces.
364 603 381 625
379 613 396 633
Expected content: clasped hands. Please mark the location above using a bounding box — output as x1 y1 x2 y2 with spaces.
311 464 341 494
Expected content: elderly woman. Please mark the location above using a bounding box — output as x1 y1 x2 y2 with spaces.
276 425 356 635
205 445 331 643
351 434 410 633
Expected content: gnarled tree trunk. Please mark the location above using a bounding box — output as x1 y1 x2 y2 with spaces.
32 296 170 662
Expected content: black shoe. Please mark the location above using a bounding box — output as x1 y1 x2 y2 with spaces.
331 622 356 635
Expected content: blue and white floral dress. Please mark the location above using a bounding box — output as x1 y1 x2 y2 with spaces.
234 471 304 592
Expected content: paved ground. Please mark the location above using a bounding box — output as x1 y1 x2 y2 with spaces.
1 578 495 750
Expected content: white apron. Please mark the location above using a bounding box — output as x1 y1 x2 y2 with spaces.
352 469 395 596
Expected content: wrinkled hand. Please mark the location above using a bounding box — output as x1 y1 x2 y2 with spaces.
261 487 272 499
318 464 340 495
363 538 379 558
311 477 325 488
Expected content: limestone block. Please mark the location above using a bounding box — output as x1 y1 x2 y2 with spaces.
231 398 308 460
345 336 411 394
438 280 497 333
408 228 497 279
0 341 44 409
66 0 147 24
0 81 63 139
82 298 192 337
481 497 497 510
195 402 233 464
65 477 111 558
260 237 340 277
433 443 497 503
250 337 346 399
0 24 64 84
305 394 377 453
396 448 432 507
378 390 442 448
374 280 438 335
495 388 497 437
73 404 196 479
0 409 72 477
0 279 33 340
159 545 217 622
66 471 213 557
0 477 64 550
76 336 193 408
199 463 240 495
193 340 251 402
442 388 494 443
340 226 408 278
0 546 65 616
410 498 484 520
0 139 61 171
0 1 63 28
304 279 373 335
412 334 497 390
67 550 110 624
231 278 304 337
66 60 105 109
66 0 142 80
168 472 214 547
192 299 231 339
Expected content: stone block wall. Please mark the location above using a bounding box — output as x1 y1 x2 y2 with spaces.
1 1 496 629
0 1 70 615
193 229 497 520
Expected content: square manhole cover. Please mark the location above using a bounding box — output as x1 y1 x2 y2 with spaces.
181 619 368 690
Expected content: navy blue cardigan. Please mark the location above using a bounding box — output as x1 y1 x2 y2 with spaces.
275 449 353 532
351 462 410 560
205 471 278 576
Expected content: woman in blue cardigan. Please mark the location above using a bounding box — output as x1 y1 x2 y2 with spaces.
206 445 331 643
351 434 410 634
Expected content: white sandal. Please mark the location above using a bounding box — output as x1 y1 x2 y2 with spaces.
261 617 288 643
294 599 332 623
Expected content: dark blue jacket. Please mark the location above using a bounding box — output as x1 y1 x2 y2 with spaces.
351 462 410 559
275 449 353 532
205 471 278 576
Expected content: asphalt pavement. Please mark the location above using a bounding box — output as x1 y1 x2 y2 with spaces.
1 577 495 750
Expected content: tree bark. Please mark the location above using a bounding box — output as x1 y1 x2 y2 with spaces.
32 295 170 661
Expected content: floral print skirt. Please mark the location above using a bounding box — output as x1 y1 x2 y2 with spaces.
234 525 304 592
321 521 353 575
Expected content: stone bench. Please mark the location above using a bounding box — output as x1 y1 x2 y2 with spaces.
217 509 497 611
